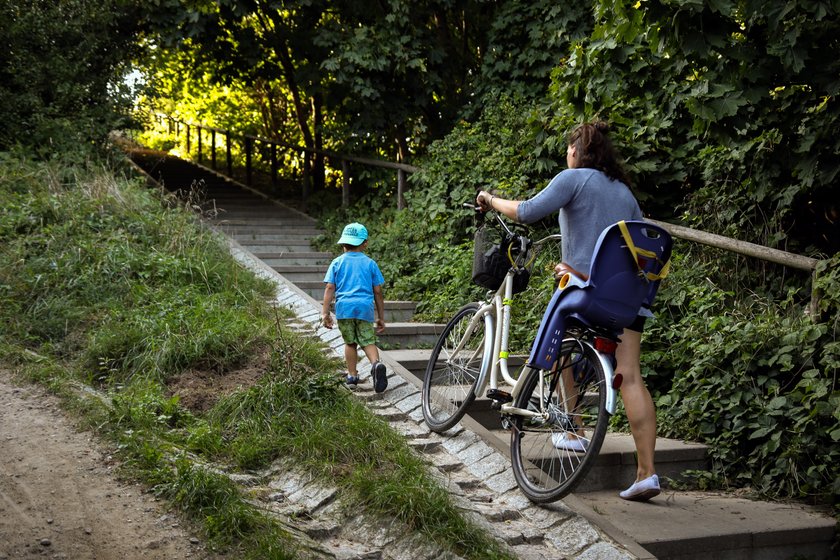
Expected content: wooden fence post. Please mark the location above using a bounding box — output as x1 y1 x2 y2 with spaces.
226 131 232 177
245 137 253 186
302 150 310 200
211 129 216 170
271 143 278 191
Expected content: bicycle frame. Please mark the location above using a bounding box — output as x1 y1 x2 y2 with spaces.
446 258 621 423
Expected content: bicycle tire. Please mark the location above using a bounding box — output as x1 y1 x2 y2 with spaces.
422 303 493 433
509 338 609 503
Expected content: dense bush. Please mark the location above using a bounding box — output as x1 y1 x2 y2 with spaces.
0 0 141 155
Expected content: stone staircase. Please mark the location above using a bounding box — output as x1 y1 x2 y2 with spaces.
128 150 837 560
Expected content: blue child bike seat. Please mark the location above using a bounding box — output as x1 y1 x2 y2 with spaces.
527 220 673 370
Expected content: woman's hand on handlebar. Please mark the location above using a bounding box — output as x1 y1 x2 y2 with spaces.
476 190 494 212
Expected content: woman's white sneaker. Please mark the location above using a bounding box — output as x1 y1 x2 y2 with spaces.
619 474 660 501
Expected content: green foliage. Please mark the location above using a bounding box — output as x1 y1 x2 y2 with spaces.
371 94 550 319
135 0 603 188
543 0 840 252
476 0 593 102
0 0 142 155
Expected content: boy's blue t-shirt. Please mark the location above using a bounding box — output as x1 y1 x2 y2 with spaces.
324 252 385 322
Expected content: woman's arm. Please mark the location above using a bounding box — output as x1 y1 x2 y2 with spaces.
476 190 521 221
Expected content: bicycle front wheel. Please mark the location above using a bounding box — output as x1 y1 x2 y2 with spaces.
422 303 493 433
510 338 609 503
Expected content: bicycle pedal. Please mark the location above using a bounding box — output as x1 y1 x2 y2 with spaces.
486 388 512 404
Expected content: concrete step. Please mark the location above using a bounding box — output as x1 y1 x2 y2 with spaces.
289 285 422 319
293 280 327 300
480 425 708 493
254 252 333 267
377 301 417 323
208 218 319 227
271 265 327 283
238 242 315 252
387 348 527 378
211 211 317 221
215 224 324 234
218 226 324 237
575 489 836 560
209 215 318 227
232 232 325 243
377 321 444 349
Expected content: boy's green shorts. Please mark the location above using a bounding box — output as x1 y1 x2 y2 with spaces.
337 319 378 347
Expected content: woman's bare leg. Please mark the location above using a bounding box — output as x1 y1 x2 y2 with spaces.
616 329 657 481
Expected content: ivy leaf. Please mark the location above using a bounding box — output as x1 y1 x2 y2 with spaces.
708 94 747 118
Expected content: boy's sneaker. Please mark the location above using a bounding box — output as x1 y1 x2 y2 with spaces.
372 362 388 393
619 474 660 501
345 375 359 389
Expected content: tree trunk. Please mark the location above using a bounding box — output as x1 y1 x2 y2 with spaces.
312 93 325 191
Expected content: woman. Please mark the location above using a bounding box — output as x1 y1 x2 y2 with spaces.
475 121 661 502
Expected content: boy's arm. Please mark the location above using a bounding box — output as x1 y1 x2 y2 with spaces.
322 283 336 328
373 284 385 334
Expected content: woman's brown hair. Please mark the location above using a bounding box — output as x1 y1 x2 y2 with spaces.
567 121 633 188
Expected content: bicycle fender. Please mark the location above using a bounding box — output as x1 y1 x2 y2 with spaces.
472 311 495 397
588 342 619 414
528 288 587 370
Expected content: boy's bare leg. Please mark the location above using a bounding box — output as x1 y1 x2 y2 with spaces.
360 344 380 365
345 343 359 376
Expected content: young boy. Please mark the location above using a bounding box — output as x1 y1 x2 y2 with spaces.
321 222 388 392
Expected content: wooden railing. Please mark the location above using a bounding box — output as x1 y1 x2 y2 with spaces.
149 114 826 316
648 220 822 316
156 114 417 209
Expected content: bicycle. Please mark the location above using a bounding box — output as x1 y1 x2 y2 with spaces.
421 206 672 503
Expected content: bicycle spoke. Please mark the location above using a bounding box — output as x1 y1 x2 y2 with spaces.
422 303 491 432
510 341 610 503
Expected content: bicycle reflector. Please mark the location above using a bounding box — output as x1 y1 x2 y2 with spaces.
593 336 617 354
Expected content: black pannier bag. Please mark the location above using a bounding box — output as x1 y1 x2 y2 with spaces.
471 226 530 294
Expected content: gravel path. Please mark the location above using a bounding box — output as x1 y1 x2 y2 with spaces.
0 370 228 560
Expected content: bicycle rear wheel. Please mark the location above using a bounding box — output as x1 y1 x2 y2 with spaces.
509 338 609 503
422 303 493 433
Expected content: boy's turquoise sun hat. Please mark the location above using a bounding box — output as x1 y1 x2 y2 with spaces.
337 222 368 246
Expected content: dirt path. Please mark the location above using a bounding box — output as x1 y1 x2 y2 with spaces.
0 370 227 560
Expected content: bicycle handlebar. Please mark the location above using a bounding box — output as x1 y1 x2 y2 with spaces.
466 201 560 248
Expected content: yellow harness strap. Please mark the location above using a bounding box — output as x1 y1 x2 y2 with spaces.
617 221 671 282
